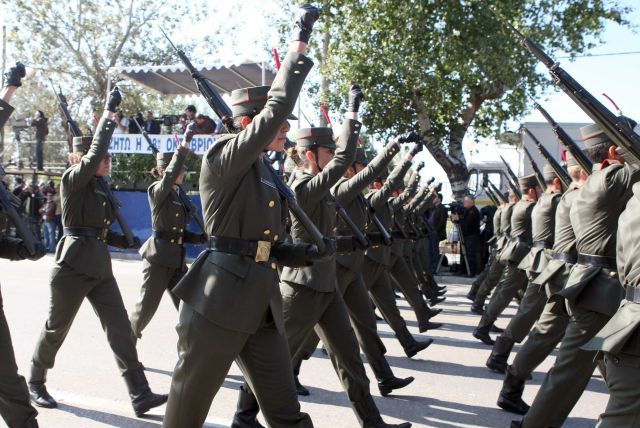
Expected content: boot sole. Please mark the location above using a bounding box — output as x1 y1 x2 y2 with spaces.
486 361 507 374
497 398 530 415
472 332 495 345
379 377 415 396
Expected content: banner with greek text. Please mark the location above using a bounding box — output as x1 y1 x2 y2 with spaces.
108 134 219 155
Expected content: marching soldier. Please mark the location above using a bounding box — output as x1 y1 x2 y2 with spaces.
0 62 43 428
129 127 206 342
473 174 539 345
28 88 168 417
497 153 587 415
517 122 640 428
162 6 320 427
485 164 562 374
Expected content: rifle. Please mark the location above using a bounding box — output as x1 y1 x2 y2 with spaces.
496 12 640 162
522 145 547 191
499 155 522 198
161 29 233 124
483 185 499 206
359 194 393 246
0 167 38 255
51 85 136 248
535 103 593 174
488 181 508 204
521 127 572 188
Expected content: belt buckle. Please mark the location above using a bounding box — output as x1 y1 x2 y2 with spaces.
102 228 109 240
177 236 183 245
255 240 271 263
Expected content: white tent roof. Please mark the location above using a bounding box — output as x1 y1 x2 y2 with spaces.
109 62 276 96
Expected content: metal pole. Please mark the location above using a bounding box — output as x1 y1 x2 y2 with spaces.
1 25 6 160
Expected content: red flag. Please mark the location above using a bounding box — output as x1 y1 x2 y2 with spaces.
273 48 281 71
320 104 331 125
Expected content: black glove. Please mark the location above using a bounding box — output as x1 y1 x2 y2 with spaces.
305 236 336 262
130 236 142 249
416 161 425 171
409 143 424 157
347 84 364 113
397 131 421 144
4 62 26 87
18 242 46 261
185 121 196 143
291 3 321 43
106 86 122 113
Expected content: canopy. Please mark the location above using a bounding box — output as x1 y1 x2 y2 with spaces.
108 62 276 96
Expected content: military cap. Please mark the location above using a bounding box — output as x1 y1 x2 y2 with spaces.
230 85 297 119
580 123 612 148
72 136 93 154
296 127 336 149
353 147 369 165
542 163 556 181
518 173 538 190
565 151 578 168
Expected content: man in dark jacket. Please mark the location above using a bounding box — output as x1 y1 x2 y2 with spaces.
427 193 447 270
31 111 48 171
454 196 481 275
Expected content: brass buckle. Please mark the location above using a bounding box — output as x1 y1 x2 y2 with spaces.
177 236 183 245
255 240 271 263
102 228 109 240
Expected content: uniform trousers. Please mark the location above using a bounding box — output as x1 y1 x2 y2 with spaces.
473 257 506 308
389 254 431 327
503 278 547 342
32 264 140 373
521 302 610 427
130 259 183 340
597 352 640 428
163 302 311 428
293 265 392 381
478 263 528 330
0 288 38 428
362 259 417 350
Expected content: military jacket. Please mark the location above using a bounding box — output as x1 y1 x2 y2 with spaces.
332 141 399 273
389 173 419 258
561 163 640 317
499 199 535 264
518 191 561 274
173 51 313 334
489 206 503 247
55 118 118 279
364 160 413 266
584 181 640 355
139 147 191 269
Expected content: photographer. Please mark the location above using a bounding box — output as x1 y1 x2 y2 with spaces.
451 195 481 275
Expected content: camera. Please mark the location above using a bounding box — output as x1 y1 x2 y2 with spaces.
445 201 465 216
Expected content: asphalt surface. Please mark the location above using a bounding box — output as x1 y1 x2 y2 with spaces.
0 255 606 427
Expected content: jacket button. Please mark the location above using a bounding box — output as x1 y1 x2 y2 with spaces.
175 213 180 217
170 239 175 243
180 228 184 232
271 263 277 270
274 235 279 241
102 202 106 206
263 229 270 235
294 70 301 74
172 226 177 230
268 200 275 208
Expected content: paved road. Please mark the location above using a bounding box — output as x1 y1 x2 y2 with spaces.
0 255 606 427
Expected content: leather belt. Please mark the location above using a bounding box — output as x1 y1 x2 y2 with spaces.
577 253 617 269
208 235 273 263
153 230 184 245
552 252 577 264
625 287 640 303
512 236 532 246
64 226 109 241
532 240 552 249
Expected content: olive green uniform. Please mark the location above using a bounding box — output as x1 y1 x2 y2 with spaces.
162 51 314 428
0 98 39 428
521 163 640 428
31 117 144 376
475 199 535 334
129 146 204 340
583 181 640 427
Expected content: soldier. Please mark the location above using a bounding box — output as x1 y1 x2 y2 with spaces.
485 164 562 374
473 174 539 345
470 190 520 314
583 162 640 427
0 62 43 428
27 88 167 417
162 6 320 427
517 122 640 428
292 142 416 398
129 127 206 342
496 152 587 415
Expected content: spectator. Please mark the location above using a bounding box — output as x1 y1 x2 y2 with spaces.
143 110 161 134
31 110 48 171
193 113 217 135
179 105 197 132
452 195 481 275
427 192 448 270
129 111 144 133
39 188 57 252
114 110 129 134
479 204 497 267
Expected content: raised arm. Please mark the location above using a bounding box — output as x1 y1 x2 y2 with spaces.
151 130 191 203
0 62 26 128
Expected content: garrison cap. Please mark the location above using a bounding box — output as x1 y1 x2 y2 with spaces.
565 151 579 168
230 85 297 119
296 127 336 149
542 163 556 181
518 173 538 190
580 123 612 148
72 136 93 154
353 147 369 165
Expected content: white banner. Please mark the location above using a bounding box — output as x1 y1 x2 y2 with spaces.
108 134 219 155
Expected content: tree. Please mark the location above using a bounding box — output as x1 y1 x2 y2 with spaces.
316 0 630 199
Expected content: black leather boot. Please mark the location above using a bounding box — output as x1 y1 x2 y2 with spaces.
418 321 443 333
123 367 168 417
404 339 434 358
473 316 495 345
427 307 442 319
491 324 504 333
352 395 412 428
470 303 484 314
23 419 39 428
466 281 481 301
292 359 310 396
28 365 57 408
497 370 530 415
231 385 265 428
378 376 415 397
486 336 514 374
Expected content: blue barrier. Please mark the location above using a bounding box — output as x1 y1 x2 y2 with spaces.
109 190 207 259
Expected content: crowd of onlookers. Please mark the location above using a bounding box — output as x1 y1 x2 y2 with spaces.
113 105 222 136
11 179 61 253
